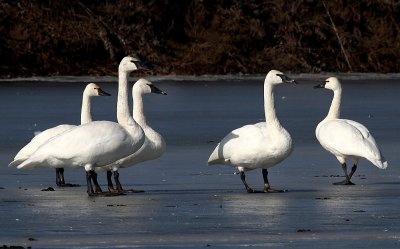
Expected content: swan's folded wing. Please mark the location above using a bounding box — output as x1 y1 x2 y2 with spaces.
10 124 76 166
208 124 266 166
342 119 386 166
18 121 139 169
319 119 383 160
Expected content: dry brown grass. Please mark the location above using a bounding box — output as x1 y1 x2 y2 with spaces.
0 0 399 77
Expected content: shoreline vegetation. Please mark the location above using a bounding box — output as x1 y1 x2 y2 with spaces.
1 1 399 78
1 73 400 84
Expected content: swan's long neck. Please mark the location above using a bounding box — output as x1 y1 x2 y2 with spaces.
133 91 147 127
117 70 135 125
264 83 281 128
325 88 342 120
80 93 92 125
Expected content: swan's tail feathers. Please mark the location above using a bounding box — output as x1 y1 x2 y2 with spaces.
381 160 388 169
370 157 388 169
9 159 24 167
207 144 223 166
17 158 43 169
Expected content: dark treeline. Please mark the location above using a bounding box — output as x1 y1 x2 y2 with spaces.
0 0 399 77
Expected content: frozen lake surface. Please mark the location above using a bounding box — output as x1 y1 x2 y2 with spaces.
0 76 399 248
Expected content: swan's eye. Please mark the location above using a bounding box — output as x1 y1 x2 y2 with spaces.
277 74 288 80
147 83 154 90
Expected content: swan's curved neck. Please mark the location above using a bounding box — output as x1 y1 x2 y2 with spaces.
325 89 341 120
133 91 147 127
80 93 92 125
117 70 135 125
264 83 280 128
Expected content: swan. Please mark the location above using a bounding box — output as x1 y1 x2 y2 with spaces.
9 83 110 187
208 70 297 193
314 77 388 185
17 56 150 196
103 78 167 193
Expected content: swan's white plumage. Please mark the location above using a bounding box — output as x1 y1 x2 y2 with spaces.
208 70 294 172
317 119 386 169
208 122 292 170
9 83 109 167
315 77 387 170
16 57 146 173
102 79 166 171
17 121 141 170
10 124 75 167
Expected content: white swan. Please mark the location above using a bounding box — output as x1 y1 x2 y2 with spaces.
17 56 149 196
103 78 167 193
9 83 110 187
208 70 297 193
314 77 388 185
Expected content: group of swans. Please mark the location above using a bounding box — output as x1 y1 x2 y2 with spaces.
10 62 388 195
11 57 167 196
208 71 387 192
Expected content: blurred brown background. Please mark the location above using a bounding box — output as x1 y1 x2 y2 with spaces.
0 0 399 77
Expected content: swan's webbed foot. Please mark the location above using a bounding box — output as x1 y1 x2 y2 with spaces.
261 169 287 193
108 186 119 193
334 163 356 185
107 186 143 194
107 170 144 194
264 187 288 193
246 187 287 193
248 189 271 193
246 188 256 193
88 191 126 197
333 179 355 185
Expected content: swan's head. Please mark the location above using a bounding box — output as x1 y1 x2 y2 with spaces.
84 83 111 97
133 78 167 96
265 70 297 85
118 56 152 73
314 77 342 91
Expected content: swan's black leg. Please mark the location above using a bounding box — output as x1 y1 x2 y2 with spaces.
59 168 66 185
86 171 95 196
239 171 254 193
349 164 358 179
113 170 123 191
107 170 117 192
112 170 144 193
262 169 287 193
56 168 80 187
56 168 62 186
333 163 355 185
91 170 103 193
87 170 125 197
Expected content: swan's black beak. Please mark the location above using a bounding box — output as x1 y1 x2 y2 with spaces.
98 88 111 96
277 74 298 84
134 60 153 71
149 84 167 95
313 82 327 89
